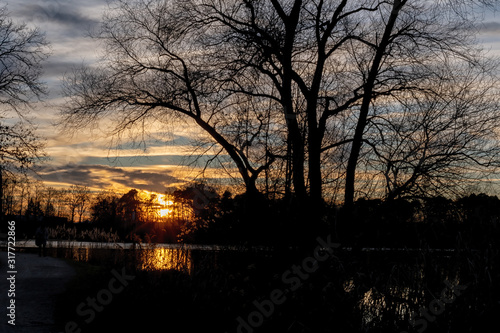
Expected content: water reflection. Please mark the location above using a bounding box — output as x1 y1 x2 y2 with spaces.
69 247 90 262
356 263 466 330
9 241 478 331
140 247 192 273
21 242 194 274
360 288 387 325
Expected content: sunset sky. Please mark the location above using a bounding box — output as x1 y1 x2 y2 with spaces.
5 0 230 193
4 0 500 194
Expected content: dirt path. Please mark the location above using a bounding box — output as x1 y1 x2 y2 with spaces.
0 251 76 333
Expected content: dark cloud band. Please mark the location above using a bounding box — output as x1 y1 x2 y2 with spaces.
39 163 181 192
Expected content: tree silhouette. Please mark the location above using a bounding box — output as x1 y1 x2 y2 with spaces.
68 185 90 223
117 189 143 224
61 0 499 215
90 190 119 225
358 61 500 200
0 6 49 219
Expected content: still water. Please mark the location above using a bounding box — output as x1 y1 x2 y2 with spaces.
10 240 200 273
3 240 487 331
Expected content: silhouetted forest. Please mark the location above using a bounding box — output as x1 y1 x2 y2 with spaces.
3 175 499 250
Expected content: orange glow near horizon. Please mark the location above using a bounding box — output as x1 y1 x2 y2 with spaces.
140 190 176 220
159 208 173 217
157 195 174 218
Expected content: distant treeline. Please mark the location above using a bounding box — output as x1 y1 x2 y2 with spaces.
3 177 499 248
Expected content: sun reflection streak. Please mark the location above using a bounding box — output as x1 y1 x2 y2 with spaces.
141 247 192 273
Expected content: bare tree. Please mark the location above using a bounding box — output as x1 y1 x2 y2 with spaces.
338 0 498 207
0 122 45 170
1 172 18 215
25 179 44 217
61 0 277 197
0 6 49 218
360 60 500 200
173 0 498 209
68 185 90 223
61 0 499 216
43 187 59 217
0 5 48 172
0 6 49 111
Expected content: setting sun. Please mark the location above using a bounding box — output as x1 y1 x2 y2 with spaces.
159 208 172 217
157 195 174 218
138 190 176 220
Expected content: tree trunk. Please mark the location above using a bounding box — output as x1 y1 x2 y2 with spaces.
289 116 307 202
344 0 406 208
194 116 260 197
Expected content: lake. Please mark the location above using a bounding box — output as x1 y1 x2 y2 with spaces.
1 240 495 332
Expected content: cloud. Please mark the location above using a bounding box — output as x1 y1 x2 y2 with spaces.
38 163 183 192
112 168 180 191
14 3 99 32
3 0 230 192
7 0 105 98
480 22 500 33
43 60 86 79
79 155 215 168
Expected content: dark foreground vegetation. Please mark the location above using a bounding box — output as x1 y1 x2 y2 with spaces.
45 193 500 333
3 190 499 332
53 237 498 333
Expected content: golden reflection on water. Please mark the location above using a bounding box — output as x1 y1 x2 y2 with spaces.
359 288 387 325
359 285 423 325
71 247 90 262
141 248 192 273
358 275 463 328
